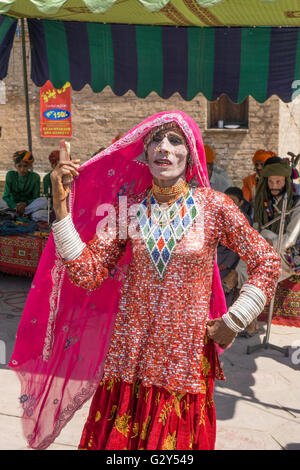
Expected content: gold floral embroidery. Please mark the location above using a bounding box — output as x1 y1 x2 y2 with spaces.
201 354 210 377
115 412 131 437
106 377 120 392
144 388 150 403
199 401 206 426
199 379 206 394
158 402 173 426
162 431 177 450
155 392 161 406
108 404 118 421
189 431 195 449
131 422 139 439
206 395 214 408
133 382 141 399
140 416 151 440
95 410 101 422
87 432 94 448
183 399 190 411
171 392 186 419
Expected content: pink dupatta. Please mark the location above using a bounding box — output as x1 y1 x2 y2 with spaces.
9 111 227 449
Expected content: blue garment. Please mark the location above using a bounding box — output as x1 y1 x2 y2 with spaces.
0 220 38 236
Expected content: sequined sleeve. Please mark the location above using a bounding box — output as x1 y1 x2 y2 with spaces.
62 196 129 291
63 234 127 290
216 194 281 302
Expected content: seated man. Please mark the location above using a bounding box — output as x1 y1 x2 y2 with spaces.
43 150 59 198
242 149 275 203
234 156 300 336
205 145 232 193
1 150 48 222
225 186 252 223
254 156 300 281
218 187 252 308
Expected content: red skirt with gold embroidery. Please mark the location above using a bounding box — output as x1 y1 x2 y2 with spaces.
78 341 224 450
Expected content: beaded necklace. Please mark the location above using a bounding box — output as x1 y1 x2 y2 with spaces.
136 183 198 279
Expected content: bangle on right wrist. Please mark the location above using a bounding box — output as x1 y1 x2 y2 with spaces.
222 312 244 333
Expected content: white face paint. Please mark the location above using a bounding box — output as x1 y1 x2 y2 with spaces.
146 130 189 187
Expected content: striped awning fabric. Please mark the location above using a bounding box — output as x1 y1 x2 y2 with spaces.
0 15 17 80
1 15 300 103
27 18 300 103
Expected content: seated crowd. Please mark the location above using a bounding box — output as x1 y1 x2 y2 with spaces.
204 145 300 336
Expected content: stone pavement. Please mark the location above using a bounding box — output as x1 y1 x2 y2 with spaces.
0 272 299 450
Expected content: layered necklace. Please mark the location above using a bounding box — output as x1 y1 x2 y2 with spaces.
136 179 198 279
147 180 190 223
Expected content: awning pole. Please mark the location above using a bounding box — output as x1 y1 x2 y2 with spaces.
20 18 32 153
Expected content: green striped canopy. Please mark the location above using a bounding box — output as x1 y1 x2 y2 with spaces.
2 15 300 102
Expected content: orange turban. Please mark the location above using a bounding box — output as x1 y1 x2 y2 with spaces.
204 145 215 163
252 149 275 164
13 150 34 164
48 150 59 164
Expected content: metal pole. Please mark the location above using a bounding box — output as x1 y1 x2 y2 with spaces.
264 193 287 345
20 18 32 153
247 193 289 356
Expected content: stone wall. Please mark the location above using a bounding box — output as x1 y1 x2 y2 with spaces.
1 30 298 190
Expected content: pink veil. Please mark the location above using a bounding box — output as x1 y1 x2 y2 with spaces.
9 111 227 449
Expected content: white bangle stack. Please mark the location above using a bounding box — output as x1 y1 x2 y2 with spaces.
52 213 86 261
222 283 267 334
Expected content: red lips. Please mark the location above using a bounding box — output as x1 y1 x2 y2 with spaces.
154 159 172 166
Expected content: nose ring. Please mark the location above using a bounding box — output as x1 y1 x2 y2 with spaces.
157 146 170 156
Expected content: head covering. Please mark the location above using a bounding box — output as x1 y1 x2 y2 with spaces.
143 121 188 153
48 150 59 165
254 157 294 232
13 150 34 165
9 111 226 449
204 145 215 164
252 149 275 164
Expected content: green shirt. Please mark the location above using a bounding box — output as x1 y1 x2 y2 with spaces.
43 172 52 196
3 170 41 209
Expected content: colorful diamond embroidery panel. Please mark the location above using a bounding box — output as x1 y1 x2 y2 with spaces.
136 189 199 279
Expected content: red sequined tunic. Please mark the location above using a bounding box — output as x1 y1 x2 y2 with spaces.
65 187 280 394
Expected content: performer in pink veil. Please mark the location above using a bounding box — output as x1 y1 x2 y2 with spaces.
9 111 280 450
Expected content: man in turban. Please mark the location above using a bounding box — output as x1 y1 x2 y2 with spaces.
43 150 59 197
1 150 48 221
2 150 40 216
205 145 232 193
253 156 300 281
242 149 275 203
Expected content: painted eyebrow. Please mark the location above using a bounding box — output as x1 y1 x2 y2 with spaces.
154 131 184 140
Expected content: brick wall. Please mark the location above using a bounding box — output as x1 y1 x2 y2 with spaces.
0 30 298 191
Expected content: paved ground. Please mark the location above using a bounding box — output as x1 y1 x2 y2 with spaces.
0 272 299 450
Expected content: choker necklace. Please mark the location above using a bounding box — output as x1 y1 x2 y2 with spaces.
148 180 189 217
152 180 189 198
